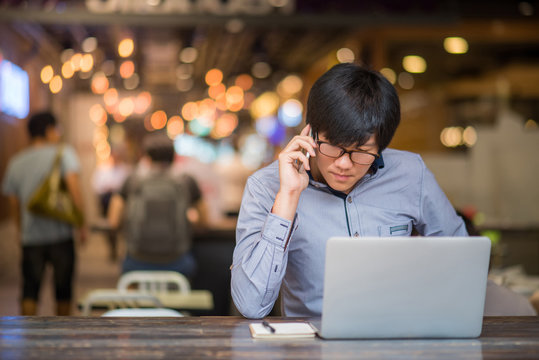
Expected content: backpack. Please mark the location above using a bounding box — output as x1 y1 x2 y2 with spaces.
124 172 192 263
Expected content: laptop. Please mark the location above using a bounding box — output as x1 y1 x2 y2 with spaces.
318 236 491 339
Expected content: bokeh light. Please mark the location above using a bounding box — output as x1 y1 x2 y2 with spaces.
49 75 63 93
250 91 280 118
181 101 198 121
212 113 239 139
440 126 464 147
80 53 94 72
444 37 469 54
174 134 217 163
208 83 226 99
278 99 303 127
70 53 82 71
91 72 109 94
277 74 303 98
150 110 168 130
61 61 75 79
188 117 212 137
119 60 135 79
462 126 477 147
179 47 198 63
402 55 427 73
336 47 355 63
124 73 140 90
40 65 53 84
104 88 119 107
380 68 396 84
205 68 223 86
251 62 271 79
398 72 414 90
82 37 98 53
235 74 254 91
135 91 152 114
118 38 134 58
167 115 185 139
89 104 107 126
118 97 135 117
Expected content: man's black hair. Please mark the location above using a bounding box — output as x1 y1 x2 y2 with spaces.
27 111 56 139
306 63 400 152
143 133 175 164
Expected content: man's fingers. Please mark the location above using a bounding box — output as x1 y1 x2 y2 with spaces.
299 124 311 136
287 151 310 171
283 138 316 157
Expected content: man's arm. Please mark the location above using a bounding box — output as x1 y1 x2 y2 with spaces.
231 125 314 319
64 171 88 244
231 176 296 319
271 125 316 221
107 193 125 229
416 162 468 236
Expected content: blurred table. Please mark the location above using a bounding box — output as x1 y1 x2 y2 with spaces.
1 316 538 359
192 219 237 315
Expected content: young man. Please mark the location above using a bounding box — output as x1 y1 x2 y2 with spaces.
231 63 468 319
2 111 85 315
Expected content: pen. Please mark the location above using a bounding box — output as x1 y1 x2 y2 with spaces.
262 320 276 333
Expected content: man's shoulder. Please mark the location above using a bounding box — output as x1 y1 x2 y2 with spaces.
249 160 279 182
246 160 280 192
6 146 44 170
381 148 424 169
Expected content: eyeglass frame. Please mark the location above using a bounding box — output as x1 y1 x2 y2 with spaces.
313 132 380 165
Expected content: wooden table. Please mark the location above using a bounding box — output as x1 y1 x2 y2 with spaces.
0 316 538 359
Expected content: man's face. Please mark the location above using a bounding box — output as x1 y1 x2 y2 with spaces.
312 132 379 194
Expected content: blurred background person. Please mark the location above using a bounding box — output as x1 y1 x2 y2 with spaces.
2 111 85 315
107 133 206 280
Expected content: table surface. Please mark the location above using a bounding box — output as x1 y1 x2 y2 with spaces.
1 316 538 359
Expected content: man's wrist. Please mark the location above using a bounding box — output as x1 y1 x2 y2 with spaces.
272 189 302 221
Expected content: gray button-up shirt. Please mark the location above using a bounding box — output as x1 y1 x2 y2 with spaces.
231 148 468 319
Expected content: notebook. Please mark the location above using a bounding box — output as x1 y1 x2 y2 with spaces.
249 322 317 339
318 236 491 339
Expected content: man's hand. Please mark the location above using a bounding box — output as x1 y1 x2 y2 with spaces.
272 124 316 221
76 226 88 247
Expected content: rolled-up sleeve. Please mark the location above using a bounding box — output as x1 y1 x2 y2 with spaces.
231 176 296 319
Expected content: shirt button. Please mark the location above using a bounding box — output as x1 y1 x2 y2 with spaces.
354 232 359 237
347 197 352 203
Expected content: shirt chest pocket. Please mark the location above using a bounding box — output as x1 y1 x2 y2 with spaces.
378 220 413 236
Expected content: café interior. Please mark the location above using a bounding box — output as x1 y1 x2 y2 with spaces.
0 0 539 320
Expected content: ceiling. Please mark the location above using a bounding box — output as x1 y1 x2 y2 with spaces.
1 0 539 112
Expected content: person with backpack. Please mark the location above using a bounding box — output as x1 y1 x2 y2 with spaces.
107 133 204 278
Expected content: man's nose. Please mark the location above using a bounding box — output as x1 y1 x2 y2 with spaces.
334 152 354 168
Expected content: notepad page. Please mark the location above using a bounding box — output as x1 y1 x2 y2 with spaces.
249 322 316 336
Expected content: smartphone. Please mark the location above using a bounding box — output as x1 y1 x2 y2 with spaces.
305 128 313 159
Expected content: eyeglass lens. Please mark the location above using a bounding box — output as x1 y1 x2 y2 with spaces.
318 143 375 165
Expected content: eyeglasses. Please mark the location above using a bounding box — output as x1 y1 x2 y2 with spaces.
316 140 379 165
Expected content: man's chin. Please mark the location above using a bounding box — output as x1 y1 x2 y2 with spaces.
327 181 354 194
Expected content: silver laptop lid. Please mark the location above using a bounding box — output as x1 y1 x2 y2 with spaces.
320 236 491 339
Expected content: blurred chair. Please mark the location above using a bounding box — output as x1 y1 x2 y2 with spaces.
117 271 214 312
118 271 191 293
102 308 183 317
80 290 163 316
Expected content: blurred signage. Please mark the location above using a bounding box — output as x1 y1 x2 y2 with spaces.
86 0 295 15
0 59 30 120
